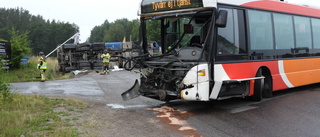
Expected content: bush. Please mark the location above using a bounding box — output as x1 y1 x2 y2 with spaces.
9 28 31 69
0 81 12 102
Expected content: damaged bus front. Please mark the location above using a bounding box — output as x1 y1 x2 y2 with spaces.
122 0 227 101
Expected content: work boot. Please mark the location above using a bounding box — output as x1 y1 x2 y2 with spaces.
100 72 106 75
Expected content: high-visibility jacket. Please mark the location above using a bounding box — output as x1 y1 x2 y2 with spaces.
37 56 47 69
101 53 111 63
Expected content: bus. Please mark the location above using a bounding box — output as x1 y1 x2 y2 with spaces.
121 0 320 102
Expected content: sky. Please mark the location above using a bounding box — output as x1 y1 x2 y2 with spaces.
1 0 320 43
287 0 320 8
2 0 141 42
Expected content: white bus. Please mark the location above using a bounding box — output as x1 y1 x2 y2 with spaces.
122 0 320 102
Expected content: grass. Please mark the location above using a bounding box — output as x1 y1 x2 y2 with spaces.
0 56 72 83
0 92 89 137
0 57 90 137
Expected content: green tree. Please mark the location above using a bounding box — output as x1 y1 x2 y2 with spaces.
146 20 161 43
104 23 125 42
0 8 79 56
9 28 31 69
89 20 110 42
131 19 140 42
90 18 140 43
114 18 131 42
0 55 5 72
28 16 49 55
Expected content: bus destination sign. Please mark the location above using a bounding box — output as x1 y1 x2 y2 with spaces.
141 0 203 14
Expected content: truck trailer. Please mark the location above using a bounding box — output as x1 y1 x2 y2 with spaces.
56 41 144 73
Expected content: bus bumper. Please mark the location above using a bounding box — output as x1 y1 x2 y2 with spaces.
121 79 140 101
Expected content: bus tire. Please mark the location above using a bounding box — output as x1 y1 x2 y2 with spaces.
262 74 273 98
251 69 264 101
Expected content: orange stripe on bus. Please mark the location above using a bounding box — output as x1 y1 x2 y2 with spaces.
283 58 320 87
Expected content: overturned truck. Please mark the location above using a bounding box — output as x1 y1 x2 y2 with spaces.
57 42 105 72
57 42 142 73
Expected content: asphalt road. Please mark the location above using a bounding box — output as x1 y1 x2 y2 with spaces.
9 70 320 137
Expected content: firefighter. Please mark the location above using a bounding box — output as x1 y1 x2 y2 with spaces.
37 51 47 82
100 49 111 75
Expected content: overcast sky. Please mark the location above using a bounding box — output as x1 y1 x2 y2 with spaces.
287 0 320 8
2 0 140 42
2 0 319 43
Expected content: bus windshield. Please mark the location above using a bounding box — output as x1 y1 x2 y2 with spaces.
143 9 213 56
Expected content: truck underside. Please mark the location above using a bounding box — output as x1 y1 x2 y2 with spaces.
57 42 140 73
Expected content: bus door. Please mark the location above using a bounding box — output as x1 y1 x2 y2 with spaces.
210 7 249 100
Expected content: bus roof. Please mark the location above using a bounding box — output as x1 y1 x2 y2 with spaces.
238 0 320 18
139 0 320 18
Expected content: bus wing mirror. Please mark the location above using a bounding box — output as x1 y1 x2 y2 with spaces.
216 10 228 28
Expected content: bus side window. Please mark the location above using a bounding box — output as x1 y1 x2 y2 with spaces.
217 8 234 54
248 10 274 50
217 8 246 55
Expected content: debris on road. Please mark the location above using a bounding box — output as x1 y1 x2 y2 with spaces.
72 70 88 75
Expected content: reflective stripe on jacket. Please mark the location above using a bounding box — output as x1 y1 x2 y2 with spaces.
101 53 110 63
37 56 47 69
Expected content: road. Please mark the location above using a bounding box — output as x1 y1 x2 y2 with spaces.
9 70 320 137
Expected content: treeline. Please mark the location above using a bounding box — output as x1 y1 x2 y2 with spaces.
89 18 161 44
89 18 140 43
0 8 79 55
0 7 161 57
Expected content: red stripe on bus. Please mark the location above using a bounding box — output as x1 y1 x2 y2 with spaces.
221 61 289 91
241 0 320 18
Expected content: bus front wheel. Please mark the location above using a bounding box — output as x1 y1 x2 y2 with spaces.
262 75 273 98
251 69 264 101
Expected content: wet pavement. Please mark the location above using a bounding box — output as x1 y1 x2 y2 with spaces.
9 70 320 137
10 72 105 100
164 84 320 137
10 70 163 106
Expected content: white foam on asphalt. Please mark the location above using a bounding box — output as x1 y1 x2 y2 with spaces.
229 106 259 113
106 103 150 109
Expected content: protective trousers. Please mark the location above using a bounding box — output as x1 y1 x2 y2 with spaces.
103 62 109 74
40 69 46 81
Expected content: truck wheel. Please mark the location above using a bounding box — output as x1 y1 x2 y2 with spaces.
63 44 76 49
77 46 90 51
93 62 103 67
65 67 77 72
79 62 91 67
59 65 66 73
92 45 105 51
79 66 91 70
